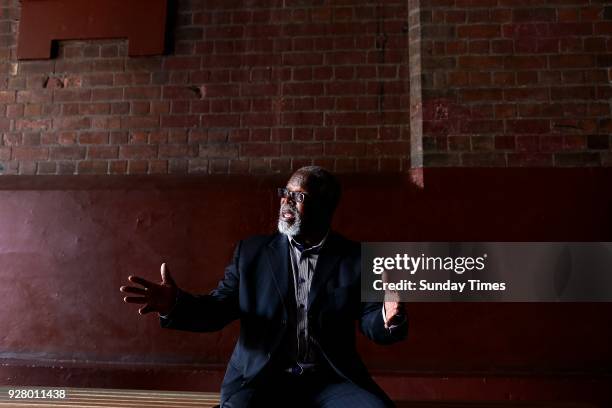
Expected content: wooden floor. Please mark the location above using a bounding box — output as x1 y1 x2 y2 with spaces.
0 387 599 408
0 388 220 408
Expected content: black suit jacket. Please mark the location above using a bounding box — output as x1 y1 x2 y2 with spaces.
160 232 408 405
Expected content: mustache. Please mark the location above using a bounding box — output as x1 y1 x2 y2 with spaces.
280 203 297 216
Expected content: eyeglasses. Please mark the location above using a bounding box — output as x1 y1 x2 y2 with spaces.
277 187 309 203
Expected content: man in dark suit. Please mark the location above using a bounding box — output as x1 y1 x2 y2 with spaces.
120 166 408 407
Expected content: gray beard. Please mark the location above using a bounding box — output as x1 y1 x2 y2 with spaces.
278 205 302 237
278 216 301 237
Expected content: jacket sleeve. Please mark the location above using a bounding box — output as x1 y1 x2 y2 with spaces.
358 301 408 345
159 241 242 332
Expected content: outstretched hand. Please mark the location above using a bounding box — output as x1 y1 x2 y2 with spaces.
120 263 178 315
384 300 405 328
382 271 405 328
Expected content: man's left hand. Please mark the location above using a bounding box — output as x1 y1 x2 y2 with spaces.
384 301 405 328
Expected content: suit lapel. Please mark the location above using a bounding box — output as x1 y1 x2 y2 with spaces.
308 233 341 310
265 234 291 313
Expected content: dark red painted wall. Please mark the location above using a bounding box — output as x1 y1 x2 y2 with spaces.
1 169 611 403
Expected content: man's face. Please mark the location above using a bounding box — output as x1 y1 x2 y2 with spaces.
277 176 309 238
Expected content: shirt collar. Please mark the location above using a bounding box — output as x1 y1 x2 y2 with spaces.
288 230 329 254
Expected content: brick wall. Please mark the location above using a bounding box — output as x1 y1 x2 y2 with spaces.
413 0 612 167
0 0 409 175
0 0 609 175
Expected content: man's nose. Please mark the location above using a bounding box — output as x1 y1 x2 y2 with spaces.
281 195 296 205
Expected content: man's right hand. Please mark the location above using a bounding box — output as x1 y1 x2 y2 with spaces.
120 263 178 315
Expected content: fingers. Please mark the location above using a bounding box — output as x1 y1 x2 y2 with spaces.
160 263 176 286
120 286 147 295
123 296 148 304
381 271 400 302
128 275 154 288
139 305 154 315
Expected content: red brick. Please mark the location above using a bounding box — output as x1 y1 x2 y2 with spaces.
460 89 503 102
555 152 600 166
507 119 551 134
132 102 151 115
494 135 515 150
35 161 56 174
79 103 111 115
515 70 538 84
126 160 148 174
149 160 168 174
19 161 38 175
512 8 556 22
53 117 91 130
502 23 548 38
558 9 579 22
22 134 40 146
92 88 123 101
366 142 410 156
53 89 91 102
325 142 366 156
504 88 548 101
13 147 48 161
17 90 52 103
6 104 24 118
551 86 595 100
76 161 107 174
160 115 199 128
549 23 593 37
279 112 323 126
0 147 11 161
508 153 553 166
283 83 324 96
243 113 278 127
79 132 109 145
125 87 161 100
457 24 501 38
550 55 597 69
504 56 547 70
458 56 504 70
50 146 86 160
187 158 209 174
241 83 279 97
460 120 504 134
163 86 203 100
201 114 240 127
15 119 51 131
281 143 323 157
594 22 612 35
87 146 118 159
159 145 197 158
197 144 237 158
163 57 202 70
109 161 127 174
120 145 157 159
120 116 160 129
241 143 280 157
0 90 15 103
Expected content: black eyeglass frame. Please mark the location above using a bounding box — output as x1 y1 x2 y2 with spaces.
277 187 309 203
